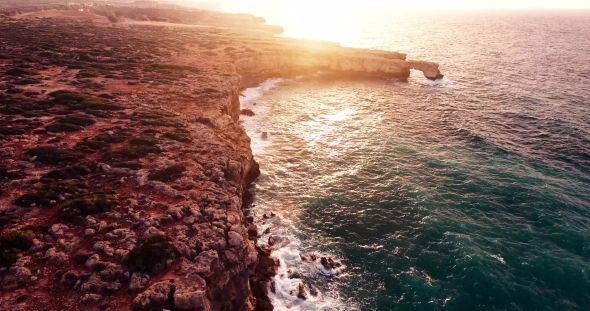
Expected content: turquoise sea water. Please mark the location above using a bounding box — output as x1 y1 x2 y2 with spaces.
240 10 590 311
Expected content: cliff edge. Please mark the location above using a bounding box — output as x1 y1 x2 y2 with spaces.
0 8 442 311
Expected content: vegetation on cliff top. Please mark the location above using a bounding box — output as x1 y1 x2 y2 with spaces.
59 195 116 221
125 234 177 274
0 231 34 267
148 164 185 182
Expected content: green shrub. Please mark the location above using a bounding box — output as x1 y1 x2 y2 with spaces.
75 131 131 153
0 167 26 180
14 183 78 207
125 234 177 274
93 130 131 143
56 115 95 126
22 111 50 118
5 68 37 77
148 164 185 182
101 145 161 163
0 126 26 135
98 93 116 99
76 140 109 153
85 110 112 118
76 70 99 79
6 88 24 94
49 90 86 103
46 122 82 133
42 163 96 180
0 231 34 267
59 195 115 221
27 146 77 165
14 78 41 85
49 90 122 111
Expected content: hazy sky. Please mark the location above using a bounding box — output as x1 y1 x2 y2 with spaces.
211 0 590 12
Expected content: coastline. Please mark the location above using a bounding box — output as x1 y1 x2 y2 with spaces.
0 7 442 311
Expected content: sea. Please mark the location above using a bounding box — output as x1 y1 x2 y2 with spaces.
236 9 590 311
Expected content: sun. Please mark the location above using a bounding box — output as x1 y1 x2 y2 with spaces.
276 1 359 42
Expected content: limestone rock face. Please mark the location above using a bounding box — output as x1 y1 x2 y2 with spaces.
174 289 209 310
129 273 150 291
133 282 172 310
408 60 445 80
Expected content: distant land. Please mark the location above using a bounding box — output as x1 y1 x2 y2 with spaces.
0 0 222 11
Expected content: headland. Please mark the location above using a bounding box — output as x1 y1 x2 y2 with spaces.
0 5 442 310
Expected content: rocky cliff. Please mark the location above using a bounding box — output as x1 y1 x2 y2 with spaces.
234 41 443 85
0 8 442 311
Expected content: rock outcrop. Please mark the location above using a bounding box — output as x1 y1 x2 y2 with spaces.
234 43 443 85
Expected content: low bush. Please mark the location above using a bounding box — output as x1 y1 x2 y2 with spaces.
14 78 41 85
76 140 109 153
14 183 79 207
27 146 77 165
129 137 158 146
0 167 26 180
148 164 185 182
101 145 161 163
56 114 96 126
42 163 96 180
125 234 177 274
49 90 122 111
5 68 37 77
0 231 34 267
59 195 115 221
46 122 82 133
76 130 131 153
49 90 86 103
98 93 116 99
76 70 99 79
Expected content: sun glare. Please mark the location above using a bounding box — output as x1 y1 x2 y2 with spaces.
273 1 360 42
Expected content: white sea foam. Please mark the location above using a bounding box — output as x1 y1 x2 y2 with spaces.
240 78 284 105
491 254 506 264
240 79 351 311
407 69 455 88
424 78 454 87
239 78 283 155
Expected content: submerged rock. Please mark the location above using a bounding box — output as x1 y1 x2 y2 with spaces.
320 257 342 270
240 109 255 116
297 282 307 300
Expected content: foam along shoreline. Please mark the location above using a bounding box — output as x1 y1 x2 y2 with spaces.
239 78 352 311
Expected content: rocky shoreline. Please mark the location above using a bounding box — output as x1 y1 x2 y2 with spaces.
0 7 442 311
